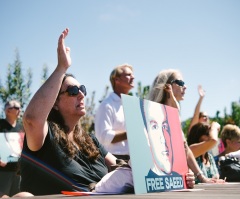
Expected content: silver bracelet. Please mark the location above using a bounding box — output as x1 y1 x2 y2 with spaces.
195 171 204 178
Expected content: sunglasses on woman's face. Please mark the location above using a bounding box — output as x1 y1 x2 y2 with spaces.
59 85 87 96
200 115 208 119
171 79 185 87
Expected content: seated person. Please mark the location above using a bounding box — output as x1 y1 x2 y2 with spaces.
217 124 240 182
187 122 221 182
0 100 24 197
187 86 224 157
147 69 225 183
218 124 240 157
20 28 118 195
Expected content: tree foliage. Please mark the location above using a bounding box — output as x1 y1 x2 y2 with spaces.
213 101 240 129
129 82 150 99
1 50 239 135
230 101 240 127
182 100 240 137
0 49 32 116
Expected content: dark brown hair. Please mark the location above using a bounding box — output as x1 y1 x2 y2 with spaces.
187 122 210 163
47 73 100 161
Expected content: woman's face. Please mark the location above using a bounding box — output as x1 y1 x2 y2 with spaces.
144 101 172 174
199 112 209 123
56 76 86 119
171 73 187 102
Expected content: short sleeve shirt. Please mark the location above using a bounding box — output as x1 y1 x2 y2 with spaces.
20 124 109 195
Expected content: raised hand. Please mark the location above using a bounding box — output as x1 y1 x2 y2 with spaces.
198 85 206 98
57 28 71 70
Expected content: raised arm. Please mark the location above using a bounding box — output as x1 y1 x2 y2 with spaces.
23 28 71 151
189 122 220 158
188 85 205 134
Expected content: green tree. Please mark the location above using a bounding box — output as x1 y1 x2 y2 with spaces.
81 91 96 133
182 118 191 138
231 101 240 127
182 98 240 137
129 82 150 99
98 86 109 103
0 49 32 117
81 86 110 133
212 101 240 130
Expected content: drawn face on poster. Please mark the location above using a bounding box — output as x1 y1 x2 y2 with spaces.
140 100 173 176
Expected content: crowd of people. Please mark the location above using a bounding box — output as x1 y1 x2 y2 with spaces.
0 28 239 198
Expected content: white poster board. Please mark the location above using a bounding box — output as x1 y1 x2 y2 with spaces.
122 95 188 194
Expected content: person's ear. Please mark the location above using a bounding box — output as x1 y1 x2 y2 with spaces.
115 76 121 82
226 139 231 146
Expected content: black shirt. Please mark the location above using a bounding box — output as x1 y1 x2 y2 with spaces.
20 124 109 195
0 119 22 132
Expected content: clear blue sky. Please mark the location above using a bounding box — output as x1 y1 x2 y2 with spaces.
1 0 240 121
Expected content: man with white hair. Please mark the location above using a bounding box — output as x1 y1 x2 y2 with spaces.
94 64 134 161
0 100 23 197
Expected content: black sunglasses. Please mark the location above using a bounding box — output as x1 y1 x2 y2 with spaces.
8 106 20 110
59 85 87 96
171 79 185 87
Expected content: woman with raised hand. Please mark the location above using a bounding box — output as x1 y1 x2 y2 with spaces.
20 28 117 195
188 121 220 159
187 122 220 182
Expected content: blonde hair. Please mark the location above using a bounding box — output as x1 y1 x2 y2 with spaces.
109 63 133 89
221 124 240 148
147 69 181 103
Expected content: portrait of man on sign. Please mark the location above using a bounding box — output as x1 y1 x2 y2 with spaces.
140 99 187 192
121 95 188 194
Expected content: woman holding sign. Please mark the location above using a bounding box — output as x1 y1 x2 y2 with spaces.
147 69 225 184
